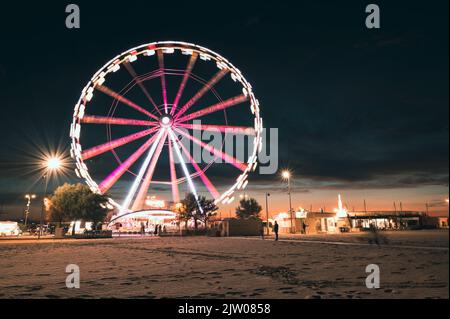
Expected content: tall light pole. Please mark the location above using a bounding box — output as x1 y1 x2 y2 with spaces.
24 194 36 227
265 193 270 236
282 170 294 233
38 156 62 239
446 199 449 217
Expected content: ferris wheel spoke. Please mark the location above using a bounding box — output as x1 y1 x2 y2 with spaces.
131 130 168 211
176 94 248 123
96 85 159 121
174 68 229 120
81 115 158 126
171 52 198 116
118 129 166 214
98 132 161 193
123 61 161 115
177 123 255 135
81 127 159 160
174 128 247 172
157 51 169 114
168 129 203 213
172 133 220 200
168 139 180 203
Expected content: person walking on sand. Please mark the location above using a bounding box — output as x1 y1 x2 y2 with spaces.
273 221 279 241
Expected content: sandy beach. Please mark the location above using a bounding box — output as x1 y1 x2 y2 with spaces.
0 230 448 299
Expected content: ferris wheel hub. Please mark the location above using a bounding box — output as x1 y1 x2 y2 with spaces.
159 115 173 128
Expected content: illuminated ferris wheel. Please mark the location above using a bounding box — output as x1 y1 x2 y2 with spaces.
70 41 262 213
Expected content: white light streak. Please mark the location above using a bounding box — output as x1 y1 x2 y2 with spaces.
168 129 203 214
119 129 166 215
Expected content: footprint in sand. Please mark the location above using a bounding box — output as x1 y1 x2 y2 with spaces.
227 291 243 296
254 288 267 292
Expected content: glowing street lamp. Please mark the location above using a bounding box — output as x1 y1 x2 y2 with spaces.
281 170 295 233
46 157 62 170
24 194 36 227
38 156 63 239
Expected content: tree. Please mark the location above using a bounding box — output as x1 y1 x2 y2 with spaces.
178 193 219 230
235 197 262 219
50 183 110 232
198 196 218 228
179 193 199 230
80 192 110 230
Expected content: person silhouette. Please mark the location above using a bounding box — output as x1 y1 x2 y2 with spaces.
273 221 279 241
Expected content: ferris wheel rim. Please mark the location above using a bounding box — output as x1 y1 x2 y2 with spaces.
70 41 263 210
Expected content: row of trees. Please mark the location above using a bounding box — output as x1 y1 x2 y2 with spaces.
176 193 263 230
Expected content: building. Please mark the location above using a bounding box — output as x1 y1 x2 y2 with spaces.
348 211 424 230
108 209 179 234
271 211 351 234
107 196 179 234
219 217 262 237
0 221 21 237
271 209 438 234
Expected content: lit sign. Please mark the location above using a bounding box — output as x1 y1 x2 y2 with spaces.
145 196 165 209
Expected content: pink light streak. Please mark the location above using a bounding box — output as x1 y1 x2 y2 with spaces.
98 133 159 193
96 85 159 120
176 94 248 123
131 130 168 211
172 132 220 199
174 128 247 172
177 123 255 135
168 139 180 203
171 53 198 115
81 127 159 160
157 51 168 114
81 115 158 126
174 68 229 120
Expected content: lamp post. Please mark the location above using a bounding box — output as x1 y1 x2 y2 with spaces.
38 157 62 239
265 193 270 236
282 170 294 233
446 199 449 217
24 194 36 227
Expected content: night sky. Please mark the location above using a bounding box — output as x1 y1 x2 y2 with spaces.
0 0 448 219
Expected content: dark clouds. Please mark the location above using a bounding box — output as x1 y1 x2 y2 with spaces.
0 0 448 214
